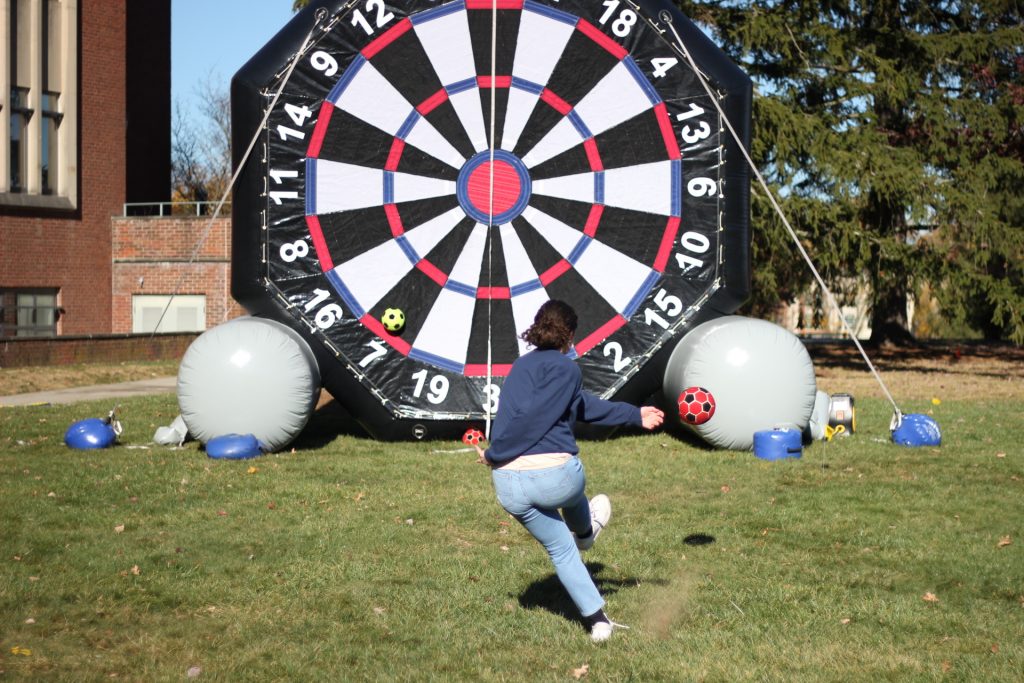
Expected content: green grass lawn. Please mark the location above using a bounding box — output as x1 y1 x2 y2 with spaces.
1 395 1021 681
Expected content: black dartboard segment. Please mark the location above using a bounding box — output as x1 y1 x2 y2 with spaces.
232 0 752 439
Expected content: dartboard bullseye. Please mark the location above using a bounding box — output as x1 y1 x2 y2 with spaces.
232 0 752 440
458 150 531 224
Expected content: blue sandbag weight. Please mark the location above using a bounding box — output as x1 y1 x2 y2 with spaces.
753 428 803 461
206 433 264 460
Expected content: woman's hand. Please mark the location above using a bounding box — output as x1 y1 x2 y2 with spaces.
640 406 665 430
473 443 489 465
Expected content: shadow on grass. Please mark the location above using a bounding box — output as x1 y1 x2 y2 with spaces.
291 397 370 450
517 562 669 630
805 339 1024 379
682 533 715 546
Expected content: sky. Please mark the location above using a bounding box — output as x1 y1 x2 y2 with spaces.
171 0 295 129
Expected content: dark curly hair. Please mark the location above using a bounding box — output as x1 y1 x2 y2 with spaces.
521 300 578 351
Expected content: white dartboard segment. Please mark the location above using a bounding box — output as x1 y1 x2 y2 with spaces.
603 161 681 217
498 223 553 357
531 172 598 205
413 9 490 152
330 59 465 169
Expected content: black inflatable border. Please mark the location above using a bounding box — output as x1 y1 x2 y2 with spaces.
231 0 751 440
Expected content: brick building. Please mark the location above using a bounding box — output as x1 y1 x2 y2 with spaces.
1 0 176 337
111 215 241 334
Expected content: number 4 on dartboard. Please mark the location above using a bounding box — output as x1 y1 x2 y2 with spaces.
651 57 678 78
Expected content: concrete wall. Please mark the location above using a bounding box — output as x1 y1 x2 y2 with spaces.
1 332 196 367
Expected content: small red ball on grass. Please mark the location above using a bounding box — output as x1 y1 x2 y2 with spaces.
462 428 485 446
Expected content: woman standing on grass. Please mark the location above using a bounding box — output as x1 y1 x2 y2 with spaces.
472 300 665 642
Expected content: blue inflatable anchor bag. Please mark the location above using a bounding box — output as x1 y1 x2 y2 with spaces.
65 408 122 449
65 418 117 449
891 412 941 447
206 433 265 460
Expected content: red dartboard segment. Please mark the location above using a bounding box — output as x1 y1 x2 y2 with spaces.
476 75 512 89
304 215 333 271
416 88 449 116
361 17 413 59
539 88 573 115
465 0 524 9
582 138 604 172
582 205 603 237
307 102 334 159
384 204 405 237
654 103 682 161
416 258 449 286
232 0 752 438
575 18 629 60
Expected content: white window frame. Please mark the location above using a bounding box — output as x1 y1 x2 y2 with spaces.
132 294 206 334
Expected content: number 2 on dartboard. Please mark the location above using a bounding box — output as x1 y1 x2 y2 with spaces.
602 342 631 372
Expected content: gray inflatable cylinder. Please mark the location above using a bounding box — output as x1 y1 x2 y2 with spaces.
663 316 817 450
177 317 321 451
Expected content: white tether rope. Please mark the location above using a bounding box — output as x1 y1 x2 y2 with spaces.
662 14 901 415
151 9 329 336
484 1 499 438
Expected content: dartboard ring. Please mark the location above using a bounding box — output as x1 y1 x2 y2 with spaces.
232 0 752 437
304 0 683 378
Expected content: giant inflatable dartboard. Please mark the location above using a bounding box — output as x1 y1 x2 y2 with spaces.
232 0 752 440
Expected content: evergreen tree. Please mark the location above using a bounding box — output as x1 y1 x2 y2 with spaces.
676 0 1024 344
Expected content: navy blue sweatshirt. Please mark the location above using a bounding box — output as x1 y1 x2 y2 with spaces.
484 348 642 465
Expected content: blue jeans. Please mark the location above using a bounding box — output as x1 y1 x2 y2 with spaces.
490 457 604 618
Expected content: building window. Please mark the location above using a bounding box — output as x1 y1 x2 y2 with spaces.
9 86 30 191
0 288 60 337
132 295 206 334
2 0 78 209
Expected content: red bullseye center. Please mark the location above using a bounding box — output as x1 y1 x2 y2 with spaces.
467 160 520 215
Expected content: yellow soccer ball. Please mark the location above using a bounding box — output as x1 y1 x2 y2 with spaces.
381 308 405 333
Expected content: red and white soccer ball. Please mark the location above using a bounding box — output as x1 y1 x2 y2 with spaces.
678 386 716 425
462 428 485 446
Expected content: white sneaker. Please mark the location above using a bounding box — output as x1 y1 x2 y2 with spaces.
575 494 611 551
590 620 613 642
590 617 629 642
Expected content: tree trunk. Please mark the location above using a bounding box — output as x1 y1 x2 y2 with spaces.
863 178 916 347
869 279 917 347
